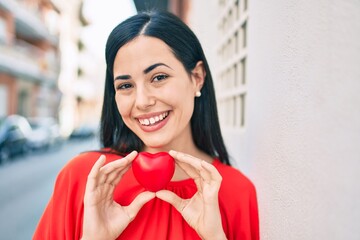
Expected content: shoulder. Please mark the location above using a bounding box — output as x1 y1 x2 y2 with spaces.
214 160 260 240
213 160 257 199
57 150 124 183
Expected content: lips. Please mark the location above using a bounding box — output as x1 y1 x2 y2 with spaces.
137 111 169 126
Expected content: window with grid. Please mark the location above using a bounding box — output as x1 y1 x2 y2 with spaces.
217 0 248 129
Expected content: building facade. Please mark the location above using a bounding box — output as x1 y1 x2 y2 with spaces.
0 0 61 118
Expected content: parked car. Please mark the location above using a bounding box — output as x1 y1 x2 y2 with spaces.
0 115 32 164
69 124 98 139
27 117 64 150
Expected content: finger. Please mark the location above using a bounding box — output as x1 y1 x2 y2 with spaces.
199 163 212 184
176 161 201 179
86 155 106 192
201 160 222 183
156 190 187 213
173 161 202 191
169 150 202 166
124 191 156 221
100 151 137 185
101 165 132 202
170 150 203 175
170 150 211 192
171 150 213 188
100 151 137 174
106 164 131 186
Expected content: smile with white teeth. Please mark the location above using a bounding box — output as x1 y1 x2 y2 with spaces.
138 112 169 126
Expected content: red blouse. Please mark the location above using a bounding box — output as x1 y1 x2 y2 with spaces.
33 151 259 240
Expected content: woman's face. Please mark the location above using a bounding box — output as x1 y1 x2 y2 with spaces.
113 36 203 152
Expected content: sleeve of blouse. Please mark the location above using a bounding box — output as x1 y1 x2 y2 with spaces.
33 159 88 240
218 163 260 240
249 183 260 240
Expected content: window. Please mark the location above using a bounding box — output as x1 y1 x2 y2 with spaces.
217 0 248 129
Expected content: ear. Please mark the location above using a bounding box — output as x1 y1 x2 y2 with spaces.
191 61 206 92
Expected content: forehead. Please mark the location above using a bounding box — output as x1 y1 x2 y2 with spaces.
113 36 177 72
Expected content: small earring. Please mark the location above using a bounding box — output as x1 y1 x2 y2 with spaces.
195 91 201 97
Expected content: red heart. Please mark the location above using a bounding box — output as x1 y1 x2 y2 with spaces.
132 152 175 192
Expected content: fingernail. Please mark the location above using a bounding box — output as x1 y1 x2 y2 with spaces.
131 150 138 154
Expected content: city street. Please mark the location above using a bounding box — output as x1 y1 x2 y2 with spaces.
0 137 100 239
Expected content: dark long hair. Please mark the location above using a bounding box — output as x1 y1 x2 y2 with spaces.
100 11 230 165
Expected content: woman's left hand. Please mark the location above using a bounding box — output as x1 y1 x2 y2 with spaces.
156 150 227 240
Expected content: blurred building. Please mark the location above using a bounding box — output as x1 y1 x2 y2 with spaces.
54 0 131 137
0 0 101 136
50 0 91 136
0 0 61 118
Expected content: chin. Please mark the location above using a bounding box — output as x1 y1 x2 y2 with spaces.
142 140 169 150
144 143 166 149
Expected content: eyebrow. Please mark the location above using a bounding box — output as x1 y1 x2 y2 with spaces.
114 63 172 81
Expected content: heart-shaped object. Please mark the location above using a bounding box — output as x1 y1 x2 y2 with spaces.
132 152 175 192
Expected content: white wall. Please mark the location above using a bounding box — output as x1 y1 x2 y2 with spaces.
248 1 360 239
190 0 360 239
188 0 219 81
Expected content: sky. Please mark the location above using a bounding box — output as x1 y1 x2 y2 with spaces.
67 0 137 101
81 0 137 58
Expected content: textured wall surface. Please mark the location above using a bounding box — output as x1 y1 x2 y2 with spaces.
190 0 360 239
248 0 360 239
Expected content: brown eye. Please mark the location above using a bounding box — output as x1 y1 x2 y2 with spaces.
117 83 133 90
152 74 168 82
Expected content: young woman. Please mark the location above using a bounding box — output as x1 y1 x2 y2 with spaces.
34 11 259 240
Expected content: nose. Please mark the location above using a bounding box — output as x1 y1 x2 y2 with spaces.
135 85 156 110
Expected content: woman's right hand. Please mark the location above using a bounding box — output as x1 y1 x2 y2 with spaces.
81 151 155 240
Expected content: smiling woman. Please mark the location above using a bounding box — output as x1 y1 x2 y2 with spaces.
113 36 202 149
33 11 259 240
